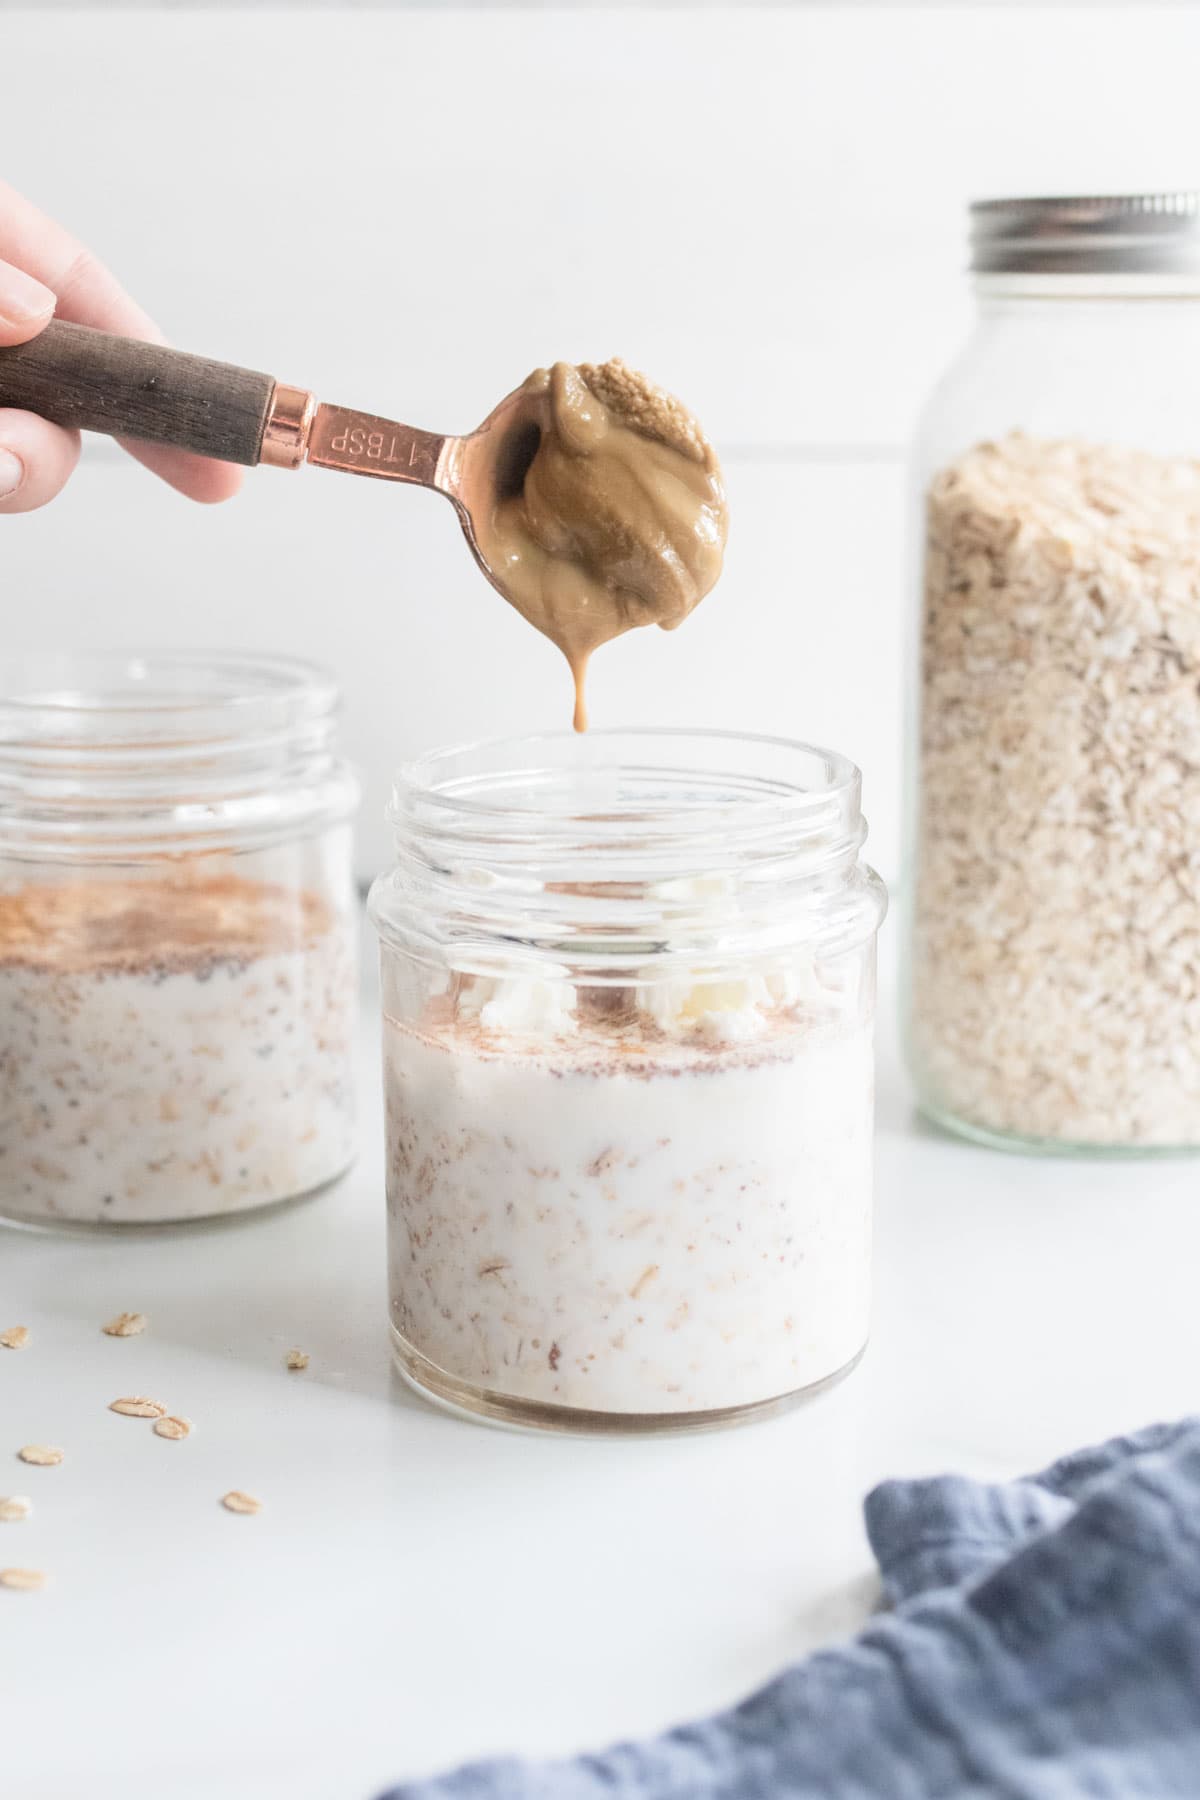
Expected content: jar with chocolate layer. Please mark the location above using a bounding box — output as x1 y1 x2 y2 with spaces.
370 730 887 1433
0 651 360 1227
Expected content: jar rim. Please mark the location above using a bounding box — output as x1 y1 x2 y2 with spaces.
0 649 337 736
374 728 886 969
0 649 357 859
393 726 861 831
972 272 1200 301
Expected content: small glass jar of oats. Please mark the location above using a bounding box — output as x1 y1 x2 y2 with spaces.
906 194 1200 1152
0 651 360 1227
371 729 886 1433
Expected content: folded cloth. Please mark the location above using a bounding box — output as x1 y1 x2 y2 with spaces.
379 1419 1200 1799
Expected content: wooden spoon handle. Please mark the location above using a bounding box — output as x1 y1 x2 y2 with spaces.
0 320 276 465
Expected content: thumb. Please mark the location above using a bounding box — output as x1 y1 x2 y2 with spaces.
0 257 55 345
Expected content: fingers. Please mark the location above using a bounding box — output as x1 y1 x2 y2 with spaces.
0 257 55 345
0 181 242 503
0 407 81 514
0 182 161 340
119 437 243 504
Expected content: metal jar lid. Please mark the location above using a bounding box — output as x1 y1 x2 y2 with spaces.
970 194 1200 277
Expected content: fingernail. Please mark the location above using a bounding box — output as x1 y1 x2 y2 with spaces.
0 266 55 326
0 450 26 498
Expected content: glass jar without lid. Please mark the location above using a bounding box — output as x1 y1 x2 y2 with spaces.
0 651 360 1228
905 194 1200 1152
370 728 887 1434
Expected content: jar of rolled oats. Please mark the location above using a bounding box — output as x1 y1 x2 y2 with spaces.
905 194 1200 1151
0 651 360 1227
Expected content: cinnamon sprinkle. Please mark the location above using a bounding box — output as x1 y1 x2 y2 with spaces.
0 872 334 976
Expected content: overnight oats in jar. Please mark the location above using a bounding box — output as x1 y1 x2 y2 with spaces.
370 730 887 1432
0 651 359 1228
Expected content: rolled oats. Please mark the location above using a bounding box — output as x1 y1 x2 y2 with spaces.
0 1567 45 1591
0 1326 29 1350
221 1490 262 1515
0 1497 31 1522
912 433 1200 1145
17 1445 62 1467
102 1312 147 1338
153 1416 192 1441
109 1397 167 1419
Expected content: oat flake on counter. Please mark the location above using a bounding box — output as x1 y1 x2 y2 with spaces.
284 1349 310 1371
102 1312 147 1338
109 1397 167 1419
0 1567 46 1591
17 1446 62 1467
912 432 1200 1146
153 1416 192 1441
221 1490 262 1515
0 1326 29 1350
0 1497 31 1522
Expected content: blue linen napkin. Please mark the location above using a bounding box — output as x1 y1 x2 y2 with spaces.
379 1418 1200 1799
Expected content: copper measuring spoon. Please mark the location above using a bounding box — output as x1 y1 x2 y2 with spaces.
0 320 545 603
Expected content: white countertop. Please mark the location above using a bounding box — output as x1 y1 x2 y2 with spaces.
6 974 1200 1800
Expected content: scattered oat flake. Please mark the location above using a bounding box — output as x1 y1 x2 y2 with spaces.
109 1397 167 1419
284 1349 309 1371
153 1416 191 1441
221 1490 262 1515
0 1497 31 1522
0 1326 30 1350
18 1445 62 1467
630 1264 659 1301
0 1567 45 1591
102 1312 147 1338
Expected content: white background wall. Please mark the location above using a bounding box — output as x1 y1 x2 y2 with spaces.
3 3 1200 878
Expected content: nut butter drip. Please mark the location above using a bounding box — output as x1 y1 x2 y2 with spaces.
474 359 728 730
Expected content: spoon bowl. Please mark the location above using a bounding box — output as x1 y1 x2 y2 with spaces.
445 382 552 604
301 376 554 619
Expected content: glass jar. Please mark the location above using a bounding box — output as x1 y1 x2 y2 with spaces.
370 729 887 1433
0 651 360 1227
904 195 1200 1152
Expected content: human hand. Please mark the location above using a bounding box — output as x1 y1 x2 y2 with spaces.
0 180 242 513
